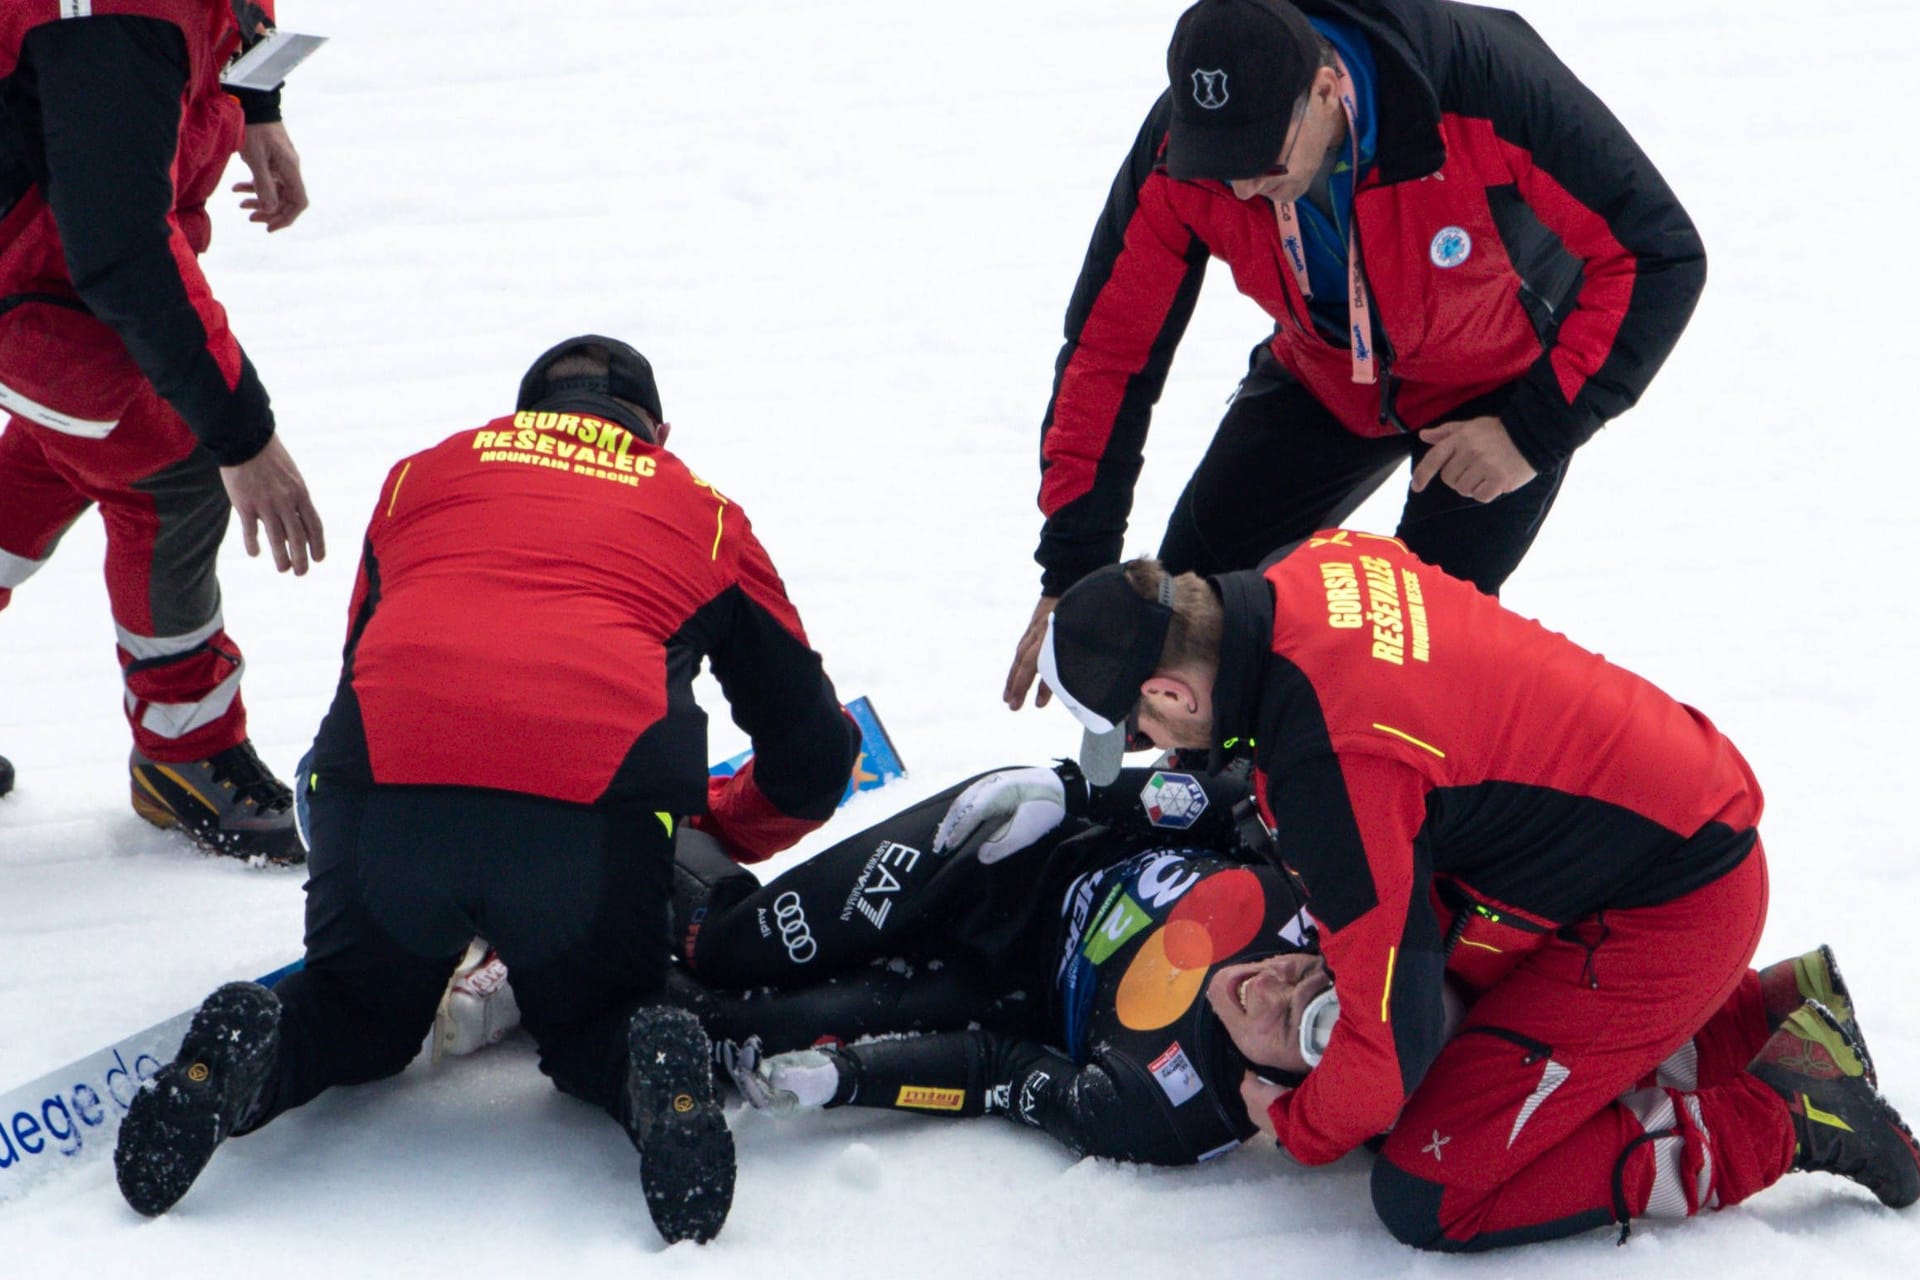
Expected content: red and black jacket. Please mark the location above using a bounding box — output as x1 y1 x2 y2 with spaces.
0 2 277 463
1206 531 1758 1163
308 402 861 863
1035 0 1706 595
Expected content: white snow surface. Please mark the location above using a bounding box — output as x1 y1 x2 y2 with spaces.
4 0 1919 1272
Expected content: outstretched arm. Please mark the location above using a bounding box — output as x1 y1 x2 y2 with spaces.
748 1030 1212 1166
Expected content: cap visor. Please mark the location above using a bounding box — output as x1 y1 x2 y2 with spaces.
1079 726 1128 787
1165 111 1294 181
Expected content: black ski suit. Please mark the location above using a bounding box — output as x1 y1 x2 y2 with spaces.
672 766 1314 1165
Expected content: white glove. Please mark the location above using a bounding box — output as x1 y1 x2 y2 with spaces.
433 939 521 1061
727 1039 841 1116
932 767 1073 863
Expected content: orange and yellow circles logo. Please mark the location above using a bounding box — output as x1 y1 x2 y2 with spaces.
672 1093 696 1113
1113 868 1265 1031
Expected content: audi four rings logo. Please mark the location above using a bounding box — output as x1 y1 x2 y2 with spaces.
1191 68 1229 110
774 891 816 964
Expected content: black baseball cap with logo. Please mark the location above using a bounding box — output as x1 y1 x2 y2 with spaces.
1165 0 1323 181
517 334 664 426
1040 564 1175 734
1040 564 1176 781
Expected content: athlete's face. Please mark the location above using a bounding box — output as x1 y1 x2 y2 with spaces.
1205 951 1331 1077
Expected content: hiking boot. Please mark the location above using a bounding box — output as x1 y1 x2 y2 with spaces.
624 1005 736 1244
1758 944 1873 1087
115 982 282 1217
1748 1000 1920 1208
130 740 303 864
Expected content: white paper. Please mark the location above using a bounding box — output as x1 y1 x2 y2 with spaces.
221 31 328 92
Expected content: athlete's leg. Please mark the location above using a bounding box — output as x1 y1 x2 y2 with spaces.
684 771 1027 988
671 956 1029 1055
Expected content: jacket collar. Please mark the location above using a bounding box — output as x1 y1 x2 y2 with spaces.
1288 0 1445 183
526 391 657 444
1206 569 1276 771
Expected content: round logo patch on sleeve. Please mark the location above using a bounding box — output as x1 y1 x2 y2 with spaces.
1140 771 1209 829
1429 226 1472 268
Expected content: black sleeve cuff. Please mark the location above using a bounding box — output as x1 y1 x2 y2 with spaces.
198 355 276 466
231 85 283 125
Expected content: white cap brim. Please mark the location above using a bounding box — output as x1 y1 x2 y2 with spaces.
1037 614 1120 735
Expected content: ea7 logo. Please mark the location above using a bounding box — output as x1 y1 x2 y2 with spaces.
1190 68 1229 110
843 840 922 931
1018 1071 1052 1125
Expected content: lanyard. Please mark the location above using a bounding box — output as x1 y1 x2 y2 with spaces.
1271 54 1374 385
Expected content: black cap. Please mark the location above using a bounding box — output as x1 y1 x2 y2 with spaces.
516 335 664 424
1165 0 1321 181
1040 564 1175 735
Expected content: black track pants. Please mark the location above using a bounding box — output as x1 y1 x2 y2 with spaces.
1158 353 1567 594
246 782 675 1131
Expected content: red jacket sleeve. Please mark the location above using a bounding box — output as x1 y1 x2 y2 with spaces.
692 504 859 861
1459 7 1705 468
1264 751 1452 1164
26 15 274 464
1034 94 1212 596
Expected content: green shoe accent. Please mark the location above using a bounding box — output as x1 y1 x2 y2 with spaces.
1750 999 1920 1208
1791 947 1853 1024
1760 945 1874 1088
1781 1003 1866 1080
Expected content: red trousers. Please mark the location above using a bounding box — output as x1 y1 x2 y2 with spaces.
0 384 248 762
1372 848 1795 1249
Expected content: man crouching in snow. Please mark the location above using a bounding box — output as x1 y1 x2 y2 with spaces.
111 336 859 1245
1023 540 1919 1248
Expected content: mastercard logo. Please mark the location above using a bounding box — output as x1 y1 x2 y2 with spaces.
1114 867 1264 1030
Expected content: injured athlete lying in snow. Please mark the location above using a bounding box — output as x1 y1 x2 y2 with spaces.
438 763 1905 1205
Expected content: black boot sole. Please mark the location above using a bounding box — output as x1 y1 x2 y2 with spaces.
627 1006 736 1244
114 982 280 1217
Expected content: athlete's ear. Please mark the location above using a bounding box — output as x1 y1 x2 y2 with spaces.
653 421 672 447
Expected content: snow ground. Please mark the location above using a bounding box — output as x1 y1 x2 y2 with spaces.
4 0 1919 1273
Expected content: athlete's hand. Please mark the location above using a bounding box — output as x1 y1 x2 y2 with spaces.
221 434 326 574
1411 415 1536 503
235 121 309 232
1003 595 1059 710
933 766 1084 862
1239 1071 1290 1141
